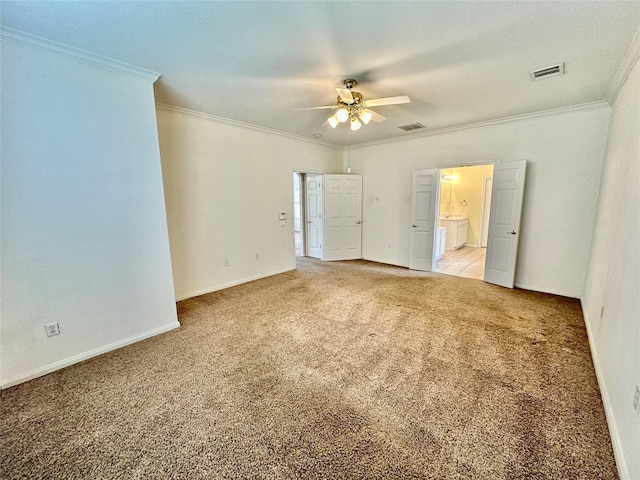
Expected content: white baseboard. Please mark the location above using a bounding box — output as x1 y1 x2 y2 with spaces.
514 282 579 299
175 267 295 302
581 302 629 480
362 257 408 269
0 321 180 390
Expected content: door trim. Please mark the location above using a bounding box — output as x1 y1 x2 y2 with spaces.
479 176 493 248
293 171 306 258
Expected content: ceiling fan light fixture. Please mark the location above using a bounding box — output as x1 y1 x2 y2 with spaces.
360 110 373 125
296 79 410 131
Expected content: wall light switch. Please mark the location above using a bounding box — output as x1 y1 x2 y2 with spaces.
279 212 286 220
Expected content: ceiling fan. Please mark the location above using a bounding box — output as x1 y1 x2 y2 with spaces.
296 79 410 131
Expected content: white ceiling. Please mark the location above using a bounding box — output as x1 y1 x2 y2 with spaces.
2 1 639 147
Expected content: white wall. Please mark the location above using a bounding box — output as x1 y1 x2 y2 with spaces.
0 32 179 388
582 51 640 479
347 105 610 298
156 106 342 301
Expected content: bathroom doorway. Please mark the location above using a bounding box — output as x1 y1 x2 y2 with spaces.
434 164 494 279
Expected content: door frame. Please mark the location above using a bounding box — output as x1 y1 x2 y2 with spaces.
479 176 493 248
292 170 323 265
293 171 306 258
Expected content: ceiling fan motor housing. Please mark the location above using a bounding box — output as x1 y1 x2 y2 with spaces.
338 91 362 107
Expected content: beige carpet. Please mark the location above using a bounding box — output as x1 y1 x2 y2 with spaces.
1 258 617 479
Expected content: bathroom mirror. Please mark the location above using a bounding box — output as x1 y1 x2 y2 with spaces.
440 169 455 217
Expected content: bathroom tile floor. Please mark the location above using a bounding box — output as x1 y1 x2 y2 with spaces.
435 246 486 280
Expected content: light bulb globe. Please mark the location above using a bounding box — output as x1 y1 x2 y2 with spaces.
336 108 349 123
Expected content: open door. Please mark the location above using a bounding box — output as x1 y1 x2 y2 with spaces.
323 174 363 261
484 160 526 288
409 169 439 271
305 174 323 259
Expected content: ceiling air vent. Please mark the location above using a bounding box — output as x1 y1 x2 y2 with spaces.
398 123 425 131
529 63 565 81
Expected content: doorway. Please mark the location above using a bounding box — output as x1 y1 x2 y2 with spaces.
434 164 494 279
293 173 364 262
292 172 304 257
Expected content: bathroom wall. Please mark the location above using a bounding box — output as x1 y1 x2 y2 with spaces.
439 165 494 246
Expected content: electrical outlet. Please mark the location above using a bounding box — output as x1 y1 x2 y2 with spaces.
44 322 60 337
634 385 640 413
255 253 260 260
223 258 230 267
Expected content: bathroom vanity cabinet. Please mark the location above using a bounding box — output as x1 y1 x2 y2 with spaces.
440 216 469 250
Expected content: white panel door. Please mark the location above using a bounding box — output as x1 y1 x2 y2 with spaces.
484 160 527 288
305 174 323 259
323 174 362 261
409 169 439 271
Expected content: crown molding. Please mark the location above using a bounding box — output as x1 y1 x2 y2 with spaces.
0 25 160 82
607 26 640 104
348 100 610 150
155 103 342 150
158 100 609 153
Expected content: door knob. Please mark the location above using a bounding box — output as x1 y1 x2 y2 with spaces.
508 230 517 235
412 224 417 228
356 220 362 224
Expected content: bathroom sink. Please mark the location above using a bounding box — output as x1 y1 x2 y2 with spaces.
439 215 468 220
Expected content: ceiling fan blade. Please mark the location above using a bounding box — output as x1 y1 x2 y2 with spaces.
336 87 354 104
367 109 386 123
365 95 410 107
293 105 336 111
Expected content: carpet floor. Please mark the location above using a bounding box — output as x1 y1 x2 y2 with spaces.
1 258 617 479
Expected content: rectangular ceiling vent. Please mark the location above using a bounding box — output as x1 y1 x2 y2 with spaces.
529 63 565 81
398 123 425 131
